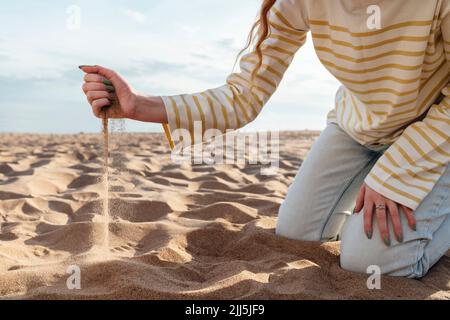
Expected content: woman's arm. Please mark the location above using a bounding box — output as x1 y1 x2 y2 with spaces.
161 1 309 146
81 1 310 147
363 6 450 212
131 95 167 123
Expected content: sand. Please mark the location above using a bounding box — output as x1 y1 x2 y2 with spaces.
101 113 111 254
0 131 448 300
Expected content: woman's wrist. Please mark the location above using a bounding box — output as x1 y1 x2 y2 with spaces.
131 94 168 123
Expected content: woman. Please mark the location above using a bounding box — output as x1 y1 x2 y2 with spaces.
80 0 450 278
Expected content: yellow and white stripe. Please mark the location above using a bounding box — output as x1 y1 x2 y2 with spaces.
161 0 450 210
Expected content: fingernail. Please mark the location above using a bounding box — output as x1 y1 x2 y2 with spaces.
366 230 372 239
103 79 112 86
384 237 391 246
105 85 115 93
397 234 403 243
412 223 417 231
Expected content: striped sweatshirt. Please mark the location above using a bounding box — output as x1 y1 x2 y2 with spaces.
161 0 450 211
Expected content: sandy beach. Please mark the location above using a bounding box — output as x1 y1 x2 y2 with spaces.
0 131 448 300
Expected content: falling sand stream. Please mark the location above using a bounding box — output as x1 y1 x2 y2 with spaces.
102 111 110 253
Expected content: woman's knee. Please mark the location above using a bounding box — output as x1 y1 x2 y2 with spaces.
275 202 304 240
276 201 320 241
340 214 387 274
340 247 428 278
340 215 429 278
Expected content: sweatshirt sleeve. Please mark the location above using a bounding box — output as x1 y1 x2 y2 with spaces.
161 0 309 147
364 5 450 211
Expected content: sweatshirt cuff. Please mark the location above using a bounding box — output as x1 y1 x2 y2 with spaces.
364 173 420 211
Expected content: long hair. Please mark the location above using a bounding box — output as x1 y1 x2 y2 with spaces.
236 0 276 81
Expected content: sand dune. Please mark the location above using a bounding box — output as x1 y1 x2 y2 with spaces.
0 131 448 299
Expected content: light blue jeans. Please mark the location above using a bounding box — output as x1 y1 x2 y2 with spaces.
276 123 450 278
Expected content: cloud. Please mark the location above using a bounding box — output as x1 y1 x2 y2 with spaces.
123 59 189 78
0 52 10 60
216 38 237 50
123 8 146 24
190 52 213 60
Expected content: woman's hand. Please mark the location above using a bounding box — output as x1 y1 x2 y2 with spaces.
354 183 416 246
79 65 168 123
80 65 137 119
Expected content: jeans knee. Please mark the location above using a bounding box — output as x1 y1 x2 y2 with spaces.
339 243 367 274
339 217 380 274
340 253 428 279
340 228 430 278
275 204 300 239
276 203 320 241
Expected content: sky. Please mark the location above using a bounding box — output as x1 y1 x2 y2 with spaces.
0 0 340 133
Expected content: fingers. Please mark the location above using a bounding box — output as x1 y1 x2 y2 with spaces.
362 183 416 246
84 73 103 83
354 184 366 214
79 65 123 119
363 200 374 239
86 90 115 118
82 82 115 94
86 91 115 104
79 65 101 73
84 73 107 83
375 205 390 246
83 82 105 93
79 65 117 80
92 98 111 117
387 202 403 243
81 75 116 118
400 205 416 231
